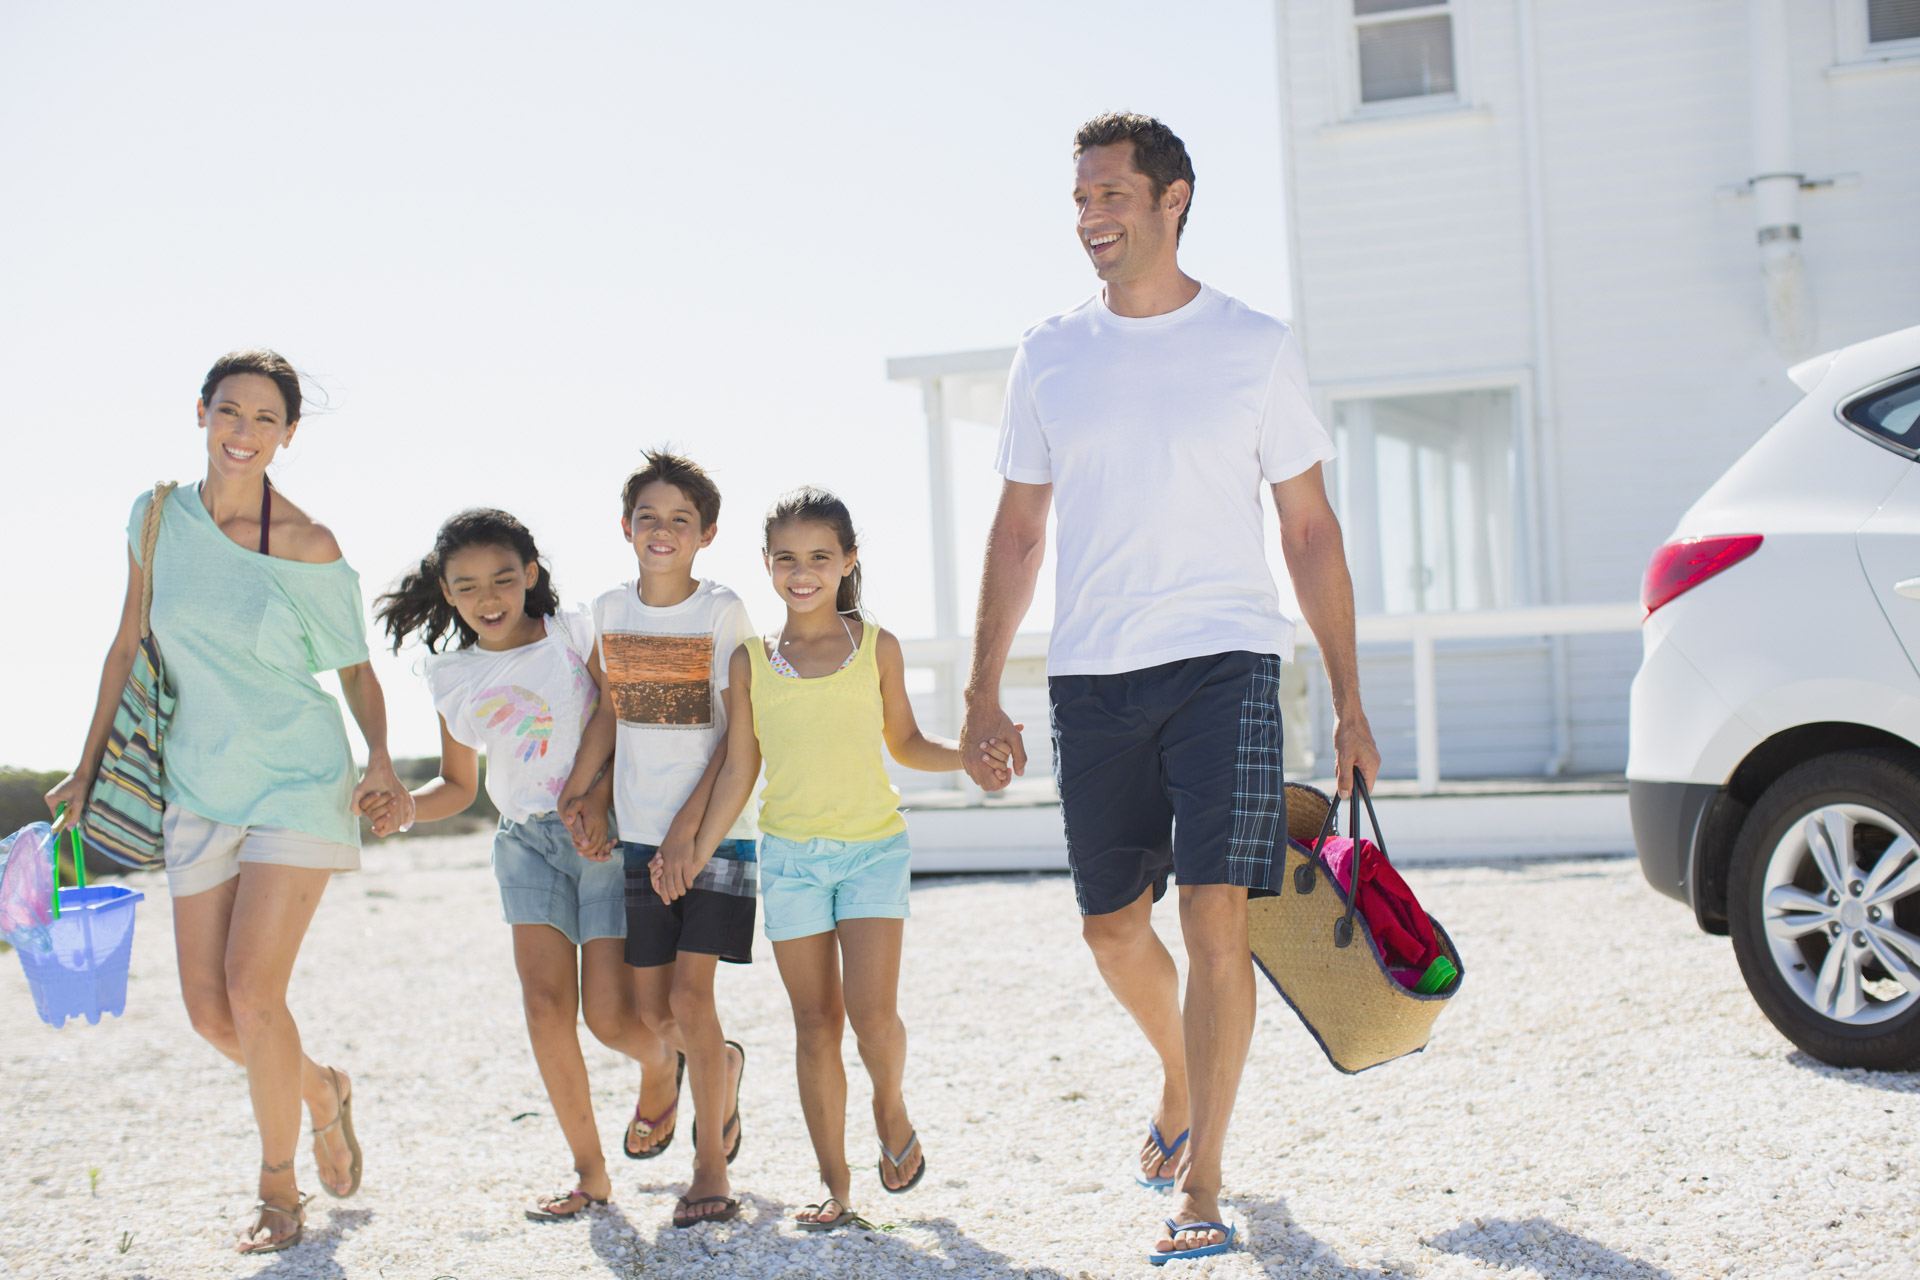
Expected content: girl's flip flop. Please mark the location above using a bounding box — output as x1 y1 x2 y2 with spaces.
525 1186 609 1222
878 1129 926 1194
626 1052 685 1159
796 1196 870 1232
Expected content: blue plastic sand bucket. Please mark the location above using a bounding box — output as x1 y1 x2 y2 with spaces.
10 814 145 1028
15 885 145 1027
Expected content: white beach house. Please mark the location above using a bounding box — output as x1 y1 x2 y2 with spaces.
892 1 1920 787
1270 0 1920 779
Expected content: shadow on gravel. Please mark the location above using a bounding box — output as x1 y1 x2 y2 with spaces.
902 1214 1075 1277
607 1200 1076 1277
1430 1216 1674 1279
1785 1051 1920 1092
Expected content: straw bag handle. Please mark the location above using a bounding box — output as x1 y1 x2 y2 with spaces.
1300 767 1390 950
137 482 177 640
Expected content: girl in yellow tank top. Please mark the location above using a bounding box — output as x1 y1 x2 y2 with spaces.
675 487 1008 1230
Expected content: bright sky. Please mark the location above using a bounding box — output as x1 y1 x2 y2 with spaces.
1 0 1295 770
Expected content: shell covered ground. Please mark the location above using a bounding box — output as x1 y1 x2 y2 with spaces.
2 835 1916 1279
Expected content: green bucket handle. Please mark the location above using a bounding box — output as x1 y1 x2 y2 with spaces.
50 803 85 919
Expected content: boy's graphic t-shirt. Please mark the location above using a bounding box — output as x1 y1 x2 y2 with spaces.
424 605 598 824
592 579 758 846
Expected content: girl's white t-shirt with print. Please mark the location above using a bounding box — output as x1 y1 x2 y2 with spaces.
592 579 758 847
425 606 598 824
994 283 1337 676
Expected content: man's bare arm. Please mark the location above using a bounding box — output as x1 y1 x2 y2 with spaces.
1274 463 1381 796
960 479 1052 789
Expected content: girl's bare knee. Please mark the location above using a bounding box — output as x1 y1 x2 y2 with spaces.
791 1005 846 1051
521 981 576 1027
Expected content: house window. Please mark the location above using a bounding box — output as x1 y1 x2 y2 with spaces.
1869 0 1920 44
1331 389 1516 615
1354 0 1457 105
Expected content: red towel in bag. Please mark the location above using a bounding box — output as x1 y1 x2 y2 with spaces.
1317 836 1440 986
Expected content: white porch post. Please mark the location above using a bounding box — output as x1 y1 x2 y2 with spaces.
921 375 967 792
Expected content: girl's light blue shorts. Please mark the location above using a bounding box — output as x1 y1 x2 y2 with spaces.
493 812 626 945
758 830 912 942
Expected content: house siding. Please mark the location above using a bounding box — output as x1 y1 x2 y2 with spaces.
1279 0 1920 777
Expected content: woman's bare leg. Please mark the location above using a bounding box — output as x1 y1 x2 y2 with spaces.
771 931 851 1219
219 864 339 1226
174 875 357 1202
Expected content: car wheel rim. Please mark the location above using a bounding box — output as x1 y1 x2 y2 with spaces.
1762 803 1920 1027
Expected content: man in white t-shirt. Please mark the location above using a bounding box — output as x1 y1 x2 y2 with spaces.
961 113 1381 1266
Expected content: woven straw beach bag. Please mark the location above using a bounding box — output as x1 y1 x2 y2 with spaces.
1247 774 1464 1074
80 483 178 871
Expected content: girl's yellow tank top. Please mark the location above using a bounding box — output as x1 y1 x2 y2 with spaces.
747 618 905 844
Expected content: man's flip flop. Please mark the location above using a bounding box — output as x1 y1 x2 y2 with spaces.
796 1196 869 1232
1149 1221 1235 1266
672 1195 741 1229
691 1040 746 1164
878 1129 926 1194
525 1187 608 1222
312 1066 363 1199
626 1052 685 1160
1134 1121 1189 1191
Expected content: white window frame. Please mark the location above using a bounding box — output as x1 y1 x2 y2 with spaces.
1834 0 1920 72
1316 369 1538 617
1334 0 1472 121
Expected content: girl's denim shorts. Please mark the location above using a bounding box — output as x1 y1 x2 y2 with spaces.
492 812 626 945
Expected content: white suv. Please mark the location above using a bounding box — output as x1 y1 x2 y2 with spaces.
1629 323 1920 1070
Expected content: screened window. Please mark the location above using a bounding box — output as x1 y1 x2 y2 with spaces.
1355 0 1457 105
1869 0 1920 43
1332 389 1516 614
1843 371 1920 456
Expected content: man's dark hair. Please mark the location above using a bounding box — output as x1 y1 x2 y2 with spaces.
623 450 721 528
1073 112 1196 240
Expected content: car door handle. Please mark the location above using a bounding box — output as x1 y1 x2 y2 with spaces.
1897 578 1920 600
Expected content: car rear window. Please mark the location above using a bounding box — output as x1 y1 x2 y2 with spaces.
1843 370 1920 456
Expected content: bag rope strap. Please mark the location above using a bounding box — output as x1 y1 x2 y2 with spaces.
137 482 177 640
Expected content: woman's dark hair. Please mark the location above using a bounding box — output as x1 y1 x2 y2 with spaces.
764 487 862 615
375 509 559 653
200 349 304 423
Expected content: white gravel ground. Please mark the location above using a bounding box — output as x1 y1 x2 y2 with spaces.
3 833 1917 1280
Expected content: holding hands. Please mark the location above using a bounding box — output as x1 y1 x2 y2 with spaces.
352 755 417 839
961 699 1024 793
558 789 614 862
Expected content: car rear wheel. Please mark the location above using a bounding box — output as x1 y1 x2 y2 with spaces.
1727 750 1920 1069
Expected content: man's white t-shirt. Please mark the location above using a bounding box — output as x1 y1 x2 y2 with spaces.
995 284 1336 677
592 579 758 846
425 605 599 824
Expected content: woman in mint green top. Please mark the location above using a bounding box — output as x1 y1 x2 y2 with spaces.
45 350 414 1255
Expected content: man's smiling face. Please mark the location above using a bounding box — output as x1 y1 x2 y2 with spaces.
1073 141 1184 284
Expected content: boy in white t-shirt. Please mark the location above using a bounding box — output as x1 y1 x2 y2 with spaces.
560 452 754 1230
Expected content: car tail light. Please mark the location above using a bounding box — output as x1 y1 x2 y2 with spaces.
1642 534 1764 615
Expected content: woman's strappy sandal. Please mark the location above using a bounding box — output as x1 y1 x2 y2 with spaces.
237 1193 311 1254
311 1066 363 1198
